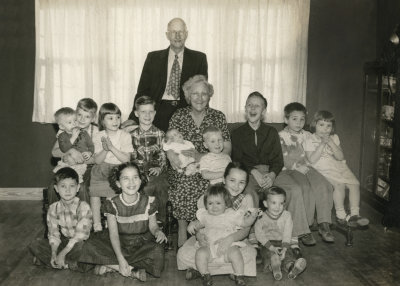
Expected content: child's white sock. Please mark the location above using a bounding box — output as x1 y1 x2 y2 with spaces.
350 206 360 217
290 237 299 247
336 209 347 220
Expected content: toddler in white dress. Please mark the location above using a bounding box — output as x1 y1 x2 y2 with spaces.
187 184 257 285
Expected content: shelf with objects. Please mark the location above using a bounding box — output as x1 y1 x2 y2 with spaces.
360 62 396 212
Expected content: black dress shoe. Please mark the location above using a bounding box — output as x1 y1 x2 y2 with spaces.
319 222 335 243
300 233 316 246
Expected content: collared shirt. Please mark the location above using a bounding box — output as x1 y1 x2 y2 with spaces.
47 197 92 249
130 125 166 176
279 127 311 170
162 48 184 100
231 122 284 175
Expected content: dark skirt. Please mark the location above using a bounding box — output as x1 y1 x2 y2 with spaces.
79 230 165 277
90 162 117 197
29 236 94 272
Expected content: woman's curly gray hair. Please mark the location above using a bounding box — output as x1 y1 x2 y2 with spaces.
182 75 214 104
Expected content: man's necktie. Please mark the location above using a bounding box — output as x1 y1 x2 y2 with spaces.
167 55 181 99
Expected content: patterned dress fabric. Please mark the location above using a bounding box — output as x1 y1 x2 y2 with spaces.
167 107 230 220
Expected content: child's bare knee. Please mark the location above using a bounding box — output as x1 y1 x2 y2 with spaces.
227 246 241 259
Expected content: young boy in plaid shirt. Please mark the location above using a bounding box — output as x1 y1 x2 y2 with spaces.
130 96 168 225
29 167 93 272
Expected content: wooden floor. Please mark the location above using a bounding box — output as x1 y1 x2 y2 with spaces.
1 200 400 286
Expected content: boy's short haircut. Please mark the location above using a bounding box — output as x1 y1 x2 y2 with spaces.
202 126 222 141
54 107 75 123
247 91 268 109
76 98 98 114
203 183 232 209
261 186 287 202
54 167 79 185
284 102 307 118
135 95 156 110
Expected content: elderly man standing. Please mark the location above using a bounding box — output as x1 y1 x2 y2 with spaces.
125 18 208 132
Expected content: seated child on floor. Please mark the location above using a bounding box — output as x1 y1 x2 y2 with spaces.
187 184 257 286
29 167 93 272
304 111 369 227
163 128 198 175
199 126 232 185
79 162 167 281
255 187 307 281
53 107 94 182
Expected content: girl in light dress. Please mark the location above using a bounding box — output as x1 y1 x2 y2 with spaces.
304 111 369 227
89 103 133 232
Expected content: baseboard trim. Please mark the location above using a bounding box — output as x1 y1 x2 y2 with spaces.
0 188 43 200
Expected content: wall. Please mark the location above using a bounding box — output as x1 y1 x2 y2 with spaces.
0 0 55 187
376 0 400 59
0 0 381 187
306 0 377 175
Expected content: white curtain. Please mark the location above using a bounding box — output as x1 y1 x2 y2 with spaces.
33 0 310 123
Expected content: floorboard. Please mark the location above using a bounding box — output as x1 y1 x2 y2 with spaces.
1 200 399 286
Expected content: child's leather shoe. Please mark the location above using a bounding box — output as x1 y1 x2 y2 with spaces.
348 215 369 227
201 273 213 286
300 233 316 246
186 268 201 280
288 258 307 279
131 268 147 282
318 222 335 242
234 275 247 286
337 215 369 228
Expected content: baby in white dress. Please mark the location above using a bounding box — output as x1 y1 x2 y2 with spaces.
163 128 199 175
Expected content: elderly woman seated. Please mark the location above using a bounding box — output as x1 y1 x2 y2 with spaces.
165 74 232 247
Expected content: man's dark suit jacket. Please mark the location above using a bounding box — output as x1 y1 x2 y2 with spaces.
128 47 208 121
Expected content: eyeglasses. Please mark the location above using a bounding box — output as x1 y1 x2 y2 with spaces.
191 92 209 98
168 30 186 37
